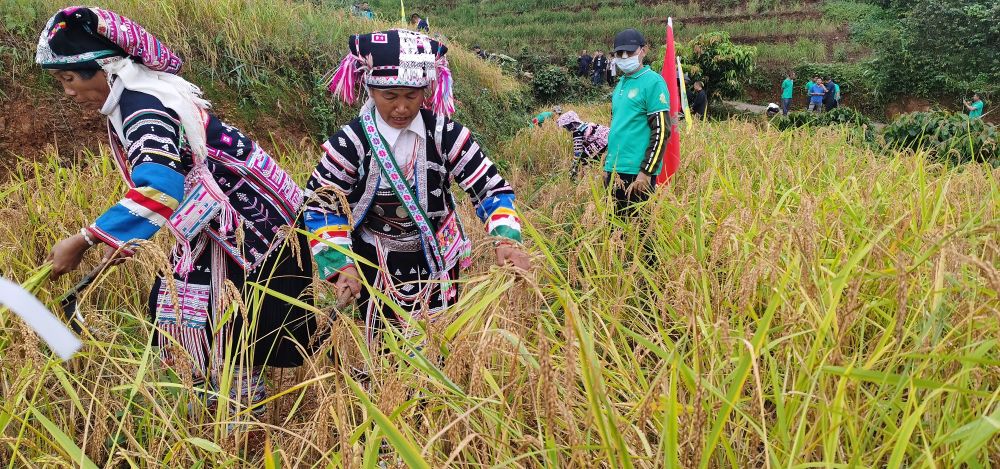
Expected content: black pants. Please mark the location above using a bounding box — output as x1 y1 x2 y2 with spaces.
604 172 657 217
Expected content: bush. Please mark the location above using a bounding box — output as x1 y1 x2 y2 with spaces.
683 32 757 102
773 107 875 142
531 65 571 103
774 107 872 131
882 111 998 165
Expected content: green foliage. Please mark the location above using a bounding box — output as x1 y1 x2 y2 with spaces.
794 62 881 109
683 32 757 101
530 64 607 105
773 107 875 142
837 0 999 99
882 111 998 165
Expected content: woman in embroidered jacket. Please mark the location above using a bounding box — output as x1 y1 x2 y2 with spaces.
39 7 318 414
556 110 610 181
305 29 530 348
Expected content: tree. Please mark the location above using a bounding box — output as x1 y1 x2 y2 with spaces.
683 32 757 101
863 0 998 98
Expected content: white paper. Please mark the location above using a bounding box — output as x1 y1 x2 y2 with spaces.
0 277 82 361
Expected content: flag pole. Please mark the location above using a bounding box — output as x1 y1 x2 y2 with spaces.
658 17 681 185
676 56 694 131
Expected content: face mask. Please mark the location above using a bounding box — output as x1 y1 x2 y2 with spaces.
617 55 642 74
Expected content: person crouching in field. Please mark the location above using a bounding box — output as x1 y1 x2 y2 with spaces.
557 111 609 180
305 29 531 353
533 106 561 127
38 7 320 419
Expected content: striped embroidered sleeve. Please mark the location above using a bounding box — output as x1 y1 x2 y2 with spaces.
88 92 185 253
443 119 522 243
303 126 363 280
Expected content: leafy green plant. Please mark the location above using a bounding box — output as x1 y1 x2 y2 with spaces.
683 32 757 101
774 107 874 142
882 110 998 165
531 65 571 103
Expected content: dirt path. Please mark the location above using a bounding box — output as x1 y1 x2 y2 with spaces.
724 100 769 114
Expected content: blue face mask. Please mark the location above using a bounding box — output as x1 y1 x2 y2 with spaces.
617 54 642 74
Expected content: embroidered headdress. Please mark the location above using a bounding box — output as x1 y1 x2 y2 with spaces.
327 29 455 116
36 7 182 73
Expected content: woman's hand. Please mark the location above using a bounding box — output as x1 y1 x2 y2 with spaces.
47 234 93 280
334 265 363 308
102 244 131 266
496 243 531 271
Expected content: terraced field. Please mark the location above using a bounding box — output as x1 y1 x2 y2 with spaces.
370 0 863 72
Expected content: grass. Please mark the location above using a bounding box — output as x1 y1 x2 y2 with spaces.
0 0 528 147
2 101 999 465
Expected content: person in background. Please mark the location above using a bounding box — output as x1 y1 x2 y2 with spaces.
808 76 826 113
557 110 610 180
309 29 530 354
690 81 708 120
823 77 839 112
606 28 670 215
964 93 984 119
606 51 616 86
577 49 592 78
766 103 781 118
473 45 488 60
359 2 374 20
410 13 430 32
533 106 562 127
781 71 795 116
608 52 618 86
592 51 607 86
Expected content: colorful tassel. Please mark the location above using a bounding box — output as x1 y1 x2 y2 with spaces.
429 56 455 117
327 54 362 105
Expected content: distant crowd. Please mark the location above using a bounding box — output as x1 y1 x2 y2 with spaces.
777 70 985 119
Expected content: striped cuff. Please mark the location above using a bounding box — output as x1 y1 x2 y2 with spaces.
86 225 136 255
486 207 522 243
310 225 353 281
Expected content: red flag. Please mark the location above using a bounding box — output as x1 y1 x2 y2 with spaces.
658 17 681 185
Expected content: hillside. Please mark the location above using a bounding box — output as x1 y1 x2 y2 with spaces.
372 0 857 67
371 0 865 111
0 0 528 163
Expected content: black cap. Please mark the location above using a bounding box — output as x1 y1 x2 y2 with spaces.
613 29 646 53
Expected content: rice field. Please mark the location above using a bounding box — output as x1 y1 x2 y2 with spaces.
2 100 999 465
2 0 999 467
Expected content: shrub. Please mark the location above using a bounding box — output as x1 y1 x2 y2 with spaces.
531 65 571 103
683 32 757 102
773 107 875 142
882 111 998 165
774 107 872 131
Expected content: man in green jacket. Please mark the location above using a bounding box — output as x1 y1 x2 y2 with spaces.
606 28 670 215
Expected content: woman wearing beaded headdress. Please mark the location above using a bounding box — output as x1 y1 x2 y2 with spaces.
38 7 320 416
304 29 530 349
